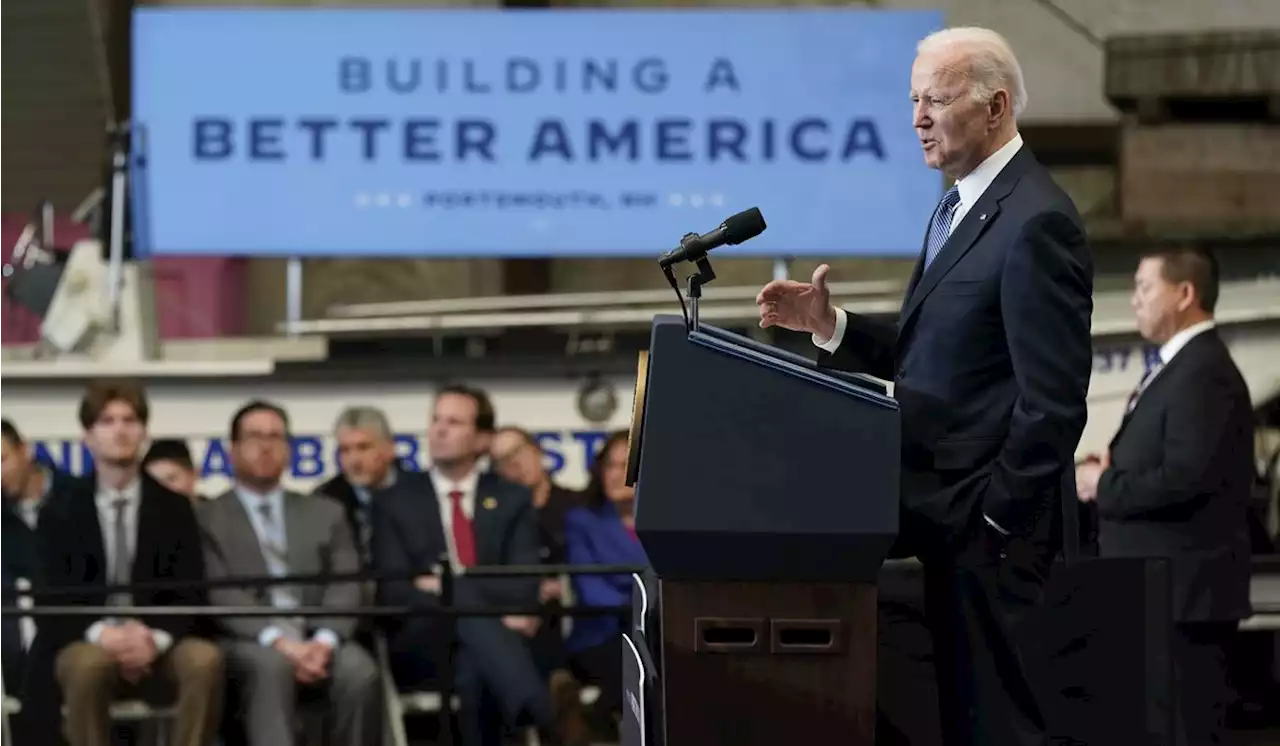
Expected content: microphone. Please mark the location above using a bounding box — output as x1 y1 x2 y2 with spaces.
658 208 767 268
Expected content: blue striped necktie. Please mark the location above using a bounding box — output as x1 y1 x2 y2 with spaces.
1125 361 1164 414
923 186 961 272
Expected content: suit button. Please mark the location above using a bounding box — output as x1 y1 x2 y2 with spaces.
896 367 906 379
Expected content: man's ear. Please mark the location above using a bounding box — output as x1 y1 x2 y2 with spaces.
1176 281 1198 313
988 89 1011 127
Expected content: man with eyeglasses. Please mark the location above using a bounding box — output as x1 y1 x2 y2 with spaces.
198 400 381 746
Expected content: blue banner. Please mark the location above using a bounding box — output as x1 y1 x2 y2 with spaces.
131 8 943 258
32 429 609 485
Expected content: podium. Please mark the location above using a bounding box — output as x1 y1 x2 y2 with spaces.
623 314 900 746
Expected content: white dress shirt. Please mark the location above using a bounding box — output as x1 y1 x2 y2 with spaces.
813 134 1026 536
234 485 339 650
13 466 50 530
86 477 173 654
1158 319 1216 366
815 132 1025 354
430 467 480 572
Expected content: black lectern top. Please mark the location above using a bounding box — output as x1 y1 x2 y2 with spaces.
632 315 900 583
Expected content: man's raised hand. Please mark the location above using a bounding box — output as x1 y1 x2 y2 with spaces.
756 264 837 340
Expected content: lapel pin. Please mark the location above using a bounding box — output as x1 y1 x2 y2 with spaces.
482 496 498 510
979 213 987 221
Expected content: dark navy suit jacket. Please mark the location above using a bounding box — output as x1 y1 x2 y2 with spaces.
1097 330 1254 623
564 502 649 651
820 146 1094 548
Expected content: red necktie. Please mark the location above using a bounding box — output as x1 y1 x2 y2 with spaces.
449 490 477 568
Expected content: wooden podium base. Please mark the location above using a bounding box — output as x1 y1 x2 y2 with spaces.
658 580 878 745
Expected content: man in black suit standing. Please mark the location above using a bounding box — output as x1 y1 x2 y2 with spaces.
373 384 591 746
1076 247 1252 746
756 26 1093 746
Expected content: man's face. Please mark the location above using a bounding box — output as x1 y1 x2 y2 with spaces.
84 400 146 467
231 409 289 485
1 438 31 498
428 393 487 467
911 47 997 179
1132 257 1192 345
490 431 546 489
146 458 197 500
336 425 395 488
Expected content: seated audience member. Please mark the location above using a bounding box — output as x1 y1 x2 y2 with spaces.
2 418 77 694
142 438 204 503
198 400 380 746
36 380 223 746
490 426 582 572
375 384 591 746
317 405 404 568
489 427 583 694
563 429 649 723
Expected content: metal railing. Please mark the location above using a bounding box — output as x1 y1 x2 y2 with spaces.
2 561 641 746
278 280 908 336
276 276 1280 338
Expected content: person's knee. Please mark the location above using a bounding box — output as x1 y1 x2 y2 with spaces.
233 644 295 694
175 637 224 686
56 643 117 698
332 646 379 697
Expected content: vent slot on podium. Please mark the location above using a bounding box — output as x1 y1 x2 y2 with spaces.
770 619 844 654
694 618 764 653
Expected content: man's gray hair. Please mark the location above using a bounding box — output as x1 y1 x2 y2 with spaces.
333 405 394 441
918 26 1028 120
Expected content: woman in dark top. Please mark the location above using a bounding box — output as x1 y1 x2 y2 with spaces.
563 429 649 723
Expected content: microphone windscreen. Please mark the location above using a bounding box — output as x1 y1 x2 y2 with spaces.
722 208 767 245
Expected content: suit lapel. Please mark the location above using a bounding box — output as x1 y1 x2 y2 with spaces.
131 479 157 585
282 492 312 577
78 487 108 587
220 489 271 578
1109 332 1214 446
412 477 449 566
897 148 1034 338
471 473 501 563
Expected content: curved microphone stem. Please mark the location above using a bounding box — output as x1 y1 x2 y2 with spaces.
685 256 716 333
687 274 703 332
662 263 691 330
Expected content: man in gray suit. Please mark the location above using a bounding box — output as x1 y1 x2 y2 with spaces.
198 400 381 746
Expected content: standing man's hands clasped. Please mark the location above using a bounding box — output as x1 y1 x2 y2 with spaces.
756 264 838 340
1075 452 1108 503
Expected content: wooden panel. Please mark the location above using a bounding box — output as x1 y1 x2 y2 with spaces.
148 0 498 5
0 0 110 212
150 258 250 339
1105 30 1280 108
240 257 505 335
660 580 877 745
1120 124 1280 223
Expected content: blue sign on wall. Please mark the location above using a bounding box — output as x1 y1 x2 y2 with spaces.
131 8 943 258
33 430 610 484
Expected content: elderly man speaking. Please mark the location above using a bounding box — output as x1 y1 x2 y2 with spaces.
757 27 1093 746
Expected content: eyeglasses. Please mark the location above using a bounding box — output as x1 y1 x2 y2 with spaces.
237 432 289 447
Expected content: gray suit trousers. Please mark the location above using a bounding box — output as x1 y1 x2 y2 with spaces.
223 640 381 746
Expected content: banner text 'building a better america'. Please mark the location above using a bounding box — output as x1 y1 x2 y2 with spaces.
132 9 943 257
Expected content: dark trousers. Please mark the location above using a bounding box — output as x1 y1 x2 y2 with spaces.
568 637 623 717
1173 621 1235 746
920 507 1057 746
391 616 551 746
2 626 25 697
876 569 942 746
527 609 569 677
